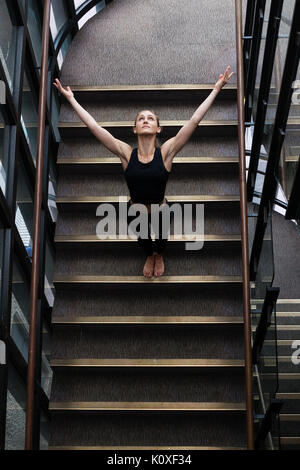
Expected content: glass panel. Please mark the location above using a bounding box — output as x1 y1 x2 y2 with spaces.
27 0 42 68
15 156 33 254
41 320 52 399
0 106 9 196
78 0 105 30
10 256 30 363
48 150 58 222
21 70 38 164
5 361 26 450
0 0 18 93
57 33 71 70
74 0 88 9
40 410 50 450
50 0 68 42
44 237 55 307
51 84 60 131
251 202 274 304
0 225 4 307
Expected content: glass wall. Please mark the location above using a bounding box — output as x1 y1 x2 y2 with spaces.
15 155 33 254
27 0 42 68
50 0 69 42
21 69 39 164
10 256 30 364
5 362 27 450
0 0 18 93
0 107 9 196
0 0 111 450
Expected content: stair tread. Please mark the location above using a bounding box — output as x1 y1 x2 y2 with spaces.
58 119 238 127
48 445 246 450
54 275 243 284
56 194 240 202
55 234 242 243
69 83 237 91
50 358 245 367
51 315 244 324
49 401 246 411
57 156 240 164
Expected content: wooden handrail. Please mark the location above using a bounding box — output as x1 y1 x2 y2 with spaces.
25 0 51 450
235 0 254 449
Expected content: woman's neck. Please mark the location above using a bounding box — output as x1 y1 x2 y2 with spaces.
137 136 156 157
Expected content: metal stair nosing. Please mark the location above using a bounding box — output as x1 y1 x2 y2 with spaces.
49 401 246 412
53 274 243 285
50 358 245 369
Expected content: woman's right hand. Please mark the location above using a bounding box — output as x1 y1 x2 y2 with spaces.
53 78 74 100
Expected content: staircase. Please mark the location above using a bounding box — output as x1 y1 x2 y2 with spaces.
254 299 300 450
48 84 247 450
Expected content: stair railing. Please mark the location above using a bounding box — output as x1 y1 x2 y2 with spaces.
235 0 255 450
25 0 51 451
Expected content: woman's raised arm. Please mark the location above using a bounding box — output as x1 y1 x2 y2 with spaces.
52 78 131 163
161 66 234 167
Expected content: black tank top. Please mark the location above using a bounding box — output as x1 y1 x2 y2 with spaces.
124 147 170 204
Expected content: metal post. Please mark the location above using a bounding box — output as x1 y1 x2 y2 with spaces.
25 0 51 450
236 0 255 450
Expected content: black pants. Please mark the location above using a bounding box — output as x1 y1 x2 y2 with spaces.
127 199 170 256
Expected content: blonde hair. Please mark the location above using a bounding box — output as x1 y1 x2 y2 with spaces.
134 110 161 147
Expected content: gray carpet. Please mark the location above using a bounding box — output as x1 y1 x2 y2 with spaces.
60 0 240 86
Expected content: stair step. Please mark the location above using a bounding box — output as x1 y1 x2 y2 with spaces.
58 120 238 138
68 83 237 102
51 315 244 325
256 373 300 380
56 194 240 203
280 414 300 421
261 356 300 364
54 234 241 244
53 275 243 285
49 401 245 412
49 409 247 446
281 437 300 446
277 393 300 399
57 155 240 167
55 194 240 212
50 358 245 368
48 445 246 450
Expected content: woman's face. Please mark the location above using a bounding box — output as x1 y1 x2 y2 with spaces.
134 110 161 136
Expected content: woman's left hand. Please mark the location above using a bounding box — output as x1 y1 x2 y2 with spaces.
214 66 234 92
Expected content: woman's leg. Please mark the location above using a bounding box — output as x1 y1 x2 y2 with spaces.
127 201 155 277
153 199 170 276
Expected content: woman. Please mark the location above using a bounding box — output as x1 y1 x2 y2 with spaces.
53 66 234 278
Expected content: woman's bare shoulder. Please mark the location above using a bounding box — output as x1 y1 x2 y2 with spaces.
116 140 133 170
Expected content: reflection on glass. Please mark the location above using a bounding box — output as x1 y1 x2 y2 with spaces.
41 320 53 399
78 0 105 30
74 0 88 8
15 157 33 253
57 33 71 70
51 85 60 131
44 237 55 307
0 0 18 92
27 0 42 68
5 361 26 449
21 70 38 163
50 0 68 41
0 107 9 195
0 225 3 307
48 151 58 222
40 410 50 450
10 256 30 363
